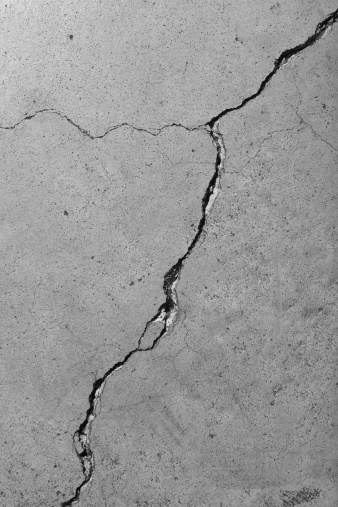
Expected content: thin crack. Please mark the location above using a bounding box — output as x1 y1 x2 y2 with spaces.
48 7 336 505
293 78 338 152
61 123 225 506
0 108 200 139
1 9 337 141
0 108 93 138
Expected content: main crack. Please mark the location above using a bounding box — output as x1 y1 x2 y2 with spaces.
61 123 225 506
59 7 338 505
206 7 338 128
1 10 337 140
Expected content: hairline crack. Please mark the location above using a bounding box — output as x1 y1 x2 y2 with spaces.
1 9 337 140
13 8 335 506
61 123 225 506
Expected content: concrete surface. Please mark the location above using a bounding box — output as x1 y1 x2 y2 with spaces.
1 0 337 131
0 2 337 507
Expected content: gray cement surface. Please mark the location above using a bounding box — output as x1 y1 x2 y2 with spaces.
0 2 337 507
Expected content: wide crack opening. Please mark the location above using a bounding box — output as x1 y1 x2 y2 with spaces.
24 8 335 505
61 124 225 506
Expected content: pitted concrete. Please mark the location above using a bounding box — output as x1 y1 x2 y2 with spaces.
1 1 337 131
0 2 337 507
0 118 213 505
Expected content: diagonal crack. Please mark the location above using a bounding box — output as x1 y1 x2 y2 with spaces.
61 124 225 506
206 7 338 128
29 7 335 506
293 78 338 152
1 9 337 142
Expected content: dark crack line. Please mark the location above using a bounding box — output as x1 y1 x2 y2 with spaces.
51 8 337 506
61 124 225 506
98 122 201 139
206 7 338 128
0 8 337 142
0 108 200 139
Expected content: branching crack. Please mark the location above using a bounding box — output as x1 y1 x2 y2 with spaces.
61 124 225 506
23 7 335 506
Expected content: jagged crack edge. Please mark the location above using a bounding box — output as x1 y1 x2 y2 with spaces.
1 9 337 139
59 8 337 505
207 7 338 128
61 124 225 506
0 108 201 138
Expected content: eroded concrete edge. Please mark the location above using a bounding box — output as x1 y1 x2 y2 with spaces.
2 8 336 506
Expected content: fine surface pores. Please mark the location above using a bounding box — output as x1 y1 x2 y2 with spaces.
0 2 337 507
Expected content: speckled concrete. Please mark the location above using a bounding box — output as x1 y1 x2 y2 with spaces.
0 2 337 507
78 24 338 507
1 0 337 131
0 119 214 506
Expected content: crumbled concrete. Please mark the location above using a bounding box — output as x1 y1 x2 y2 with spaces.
0 2 337 507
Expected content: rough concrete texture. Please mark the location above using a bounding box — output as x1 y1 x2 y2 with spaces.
1 0 337 130
0 2 337 507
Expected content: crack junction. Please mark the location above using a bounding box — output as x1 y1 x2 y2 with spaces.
61 123 225 506
49 7 337 505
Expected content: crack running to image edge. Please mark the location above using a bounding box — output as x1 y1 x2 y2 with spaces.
61 125 225 507
62 7 338 506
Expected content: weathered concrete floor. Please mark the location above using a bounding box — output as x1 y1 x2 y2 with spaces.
0 3 337 507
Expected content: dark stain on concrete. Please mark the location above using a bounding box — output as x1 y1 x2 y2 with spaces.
281 487 321 506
